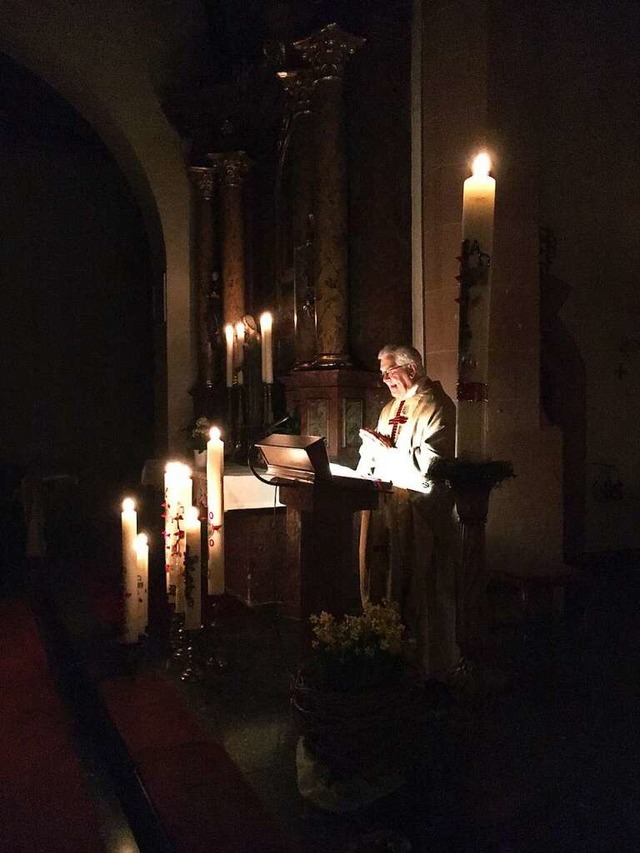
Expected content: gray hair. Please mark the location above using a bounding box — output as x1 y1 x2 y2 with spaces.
377 344 425 378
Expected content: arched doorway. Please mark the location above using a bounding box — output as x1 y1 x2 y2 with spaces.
0 53 155 503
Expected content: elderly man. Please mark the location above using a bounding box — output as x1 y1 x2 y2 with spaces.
358 344 459 678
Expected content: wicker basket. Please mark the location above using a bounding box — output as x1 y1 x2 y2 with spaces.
291 669 427 780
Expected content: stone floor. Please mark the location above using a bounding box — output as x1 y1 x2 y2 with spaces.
9 522 640 853
144 554 640 852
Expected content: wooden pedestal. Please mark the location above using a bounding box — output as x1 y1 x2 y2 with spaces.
278 478 382 622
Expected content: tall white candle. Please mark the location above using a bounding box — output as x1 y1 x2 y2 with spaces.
184 506 202 630
260 312 274 384
133 532 149 638
456 151 496 461
173 463 192 615
121 497 138 643
225 323 234 387
235 321 245 386
164 461 185 604
206 426 225 596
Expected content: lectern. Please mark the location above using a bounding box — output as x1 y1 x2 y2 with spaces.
254 435 390 622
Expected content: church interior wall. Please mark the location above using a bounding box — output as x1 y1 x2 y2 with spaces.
0 0 214 456
1 0 636 562
535 0 640 554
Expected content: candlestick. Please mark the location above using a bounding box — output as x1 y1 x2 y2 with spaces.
133 532 149 638
121 497 138 643
225 323 234 388
206 426 225 596
456 151 496 461
260 311 274 384
184 507 202 630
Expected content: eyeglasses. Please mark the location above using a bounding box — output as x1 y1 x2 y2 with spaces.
380 364 408 381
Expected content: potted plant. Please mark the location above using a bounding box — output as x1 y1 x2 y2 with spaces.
291 601 427 813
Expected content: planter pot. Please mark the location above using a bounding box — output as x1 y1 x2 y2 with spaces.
291 669 427 811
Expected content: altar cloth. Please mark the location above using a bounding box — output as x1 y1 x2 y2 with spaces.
140 460 283 512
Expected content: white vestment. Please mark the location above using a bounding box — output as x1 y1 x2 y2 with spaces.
358 377 460 678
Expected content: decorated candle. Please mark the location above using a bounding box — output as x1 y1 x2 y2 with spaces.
260 312 274 384
456 152 496 461
121 497 138 643
206 426 225 596
184 506 202 630
133 532 149 638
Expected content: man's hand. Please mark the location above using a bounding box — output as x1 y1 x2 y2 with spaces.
359 428 394 448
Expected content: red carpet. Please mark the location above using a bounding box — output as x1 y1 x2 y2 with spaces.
102 672 288 852
0 598 104 853
45 557 292 852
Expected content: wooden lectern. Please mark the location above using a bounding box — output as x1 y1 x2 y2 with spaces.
254 435 389 622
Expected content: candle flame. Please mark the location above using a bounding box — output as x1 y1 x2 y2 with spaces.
472 152 491 177
209 426 221 441
186 506 200 526
122 497 135 512
260 311 273 332
224 324 234 345
165 461 183 474
235 321 245 340
134 532 148 553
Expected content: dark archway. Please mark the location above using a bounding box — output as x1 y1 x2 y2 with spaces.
0 53 155 507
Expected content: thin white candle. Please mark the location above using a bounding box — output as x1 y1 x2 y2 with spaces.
260 312 274 384
121 497 138 643
184 506 202 630
133 532 149 638
456 151 496 461
235 321 245 386
164 461 185 605
225 323 234 387
206 426 225 596
173 463 192 615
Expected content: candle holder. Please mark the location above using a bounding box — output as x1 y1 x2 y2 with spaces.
428 457 514 692
262 382 273 428
232 383 247 462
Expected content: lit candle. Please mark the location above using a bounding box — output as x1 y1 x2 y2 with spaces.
456 151 496 461
225 323 234 387
462 152 495 255
173 463 192 615
184 506 202 630
133 532 149 638
260 312 274 384
235 321 245 386
121 497 138 643
164 461 186 605
206 426 225 596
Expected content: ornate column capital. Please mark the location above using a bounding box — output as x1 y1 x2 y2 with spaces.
277 69 314 115
188 166 215 201
292 22 365 82
208 151 251 188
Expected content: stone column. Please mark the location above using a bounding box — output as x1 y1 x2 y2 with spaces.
209 151 251 327
276 69 316 367
188 166 220 398
293 23 365 368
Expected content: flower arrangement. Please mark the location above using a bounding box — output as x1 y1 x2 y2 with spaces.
304 600 405 693
185 416 210 452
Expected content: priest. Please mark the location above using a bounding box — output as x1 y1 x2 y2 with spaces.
357 344 460 678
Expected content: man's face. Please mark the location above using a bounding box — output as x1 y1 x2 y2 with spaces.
379 354 416 400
